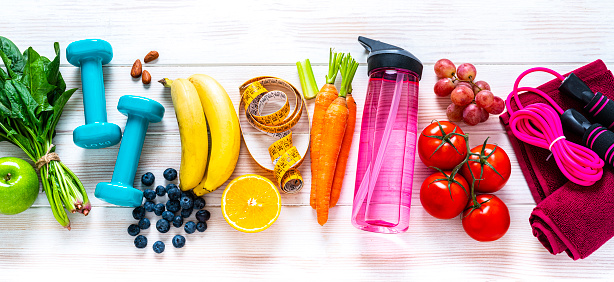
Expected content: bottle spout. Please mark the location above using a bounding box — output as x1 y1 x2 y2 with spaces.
356 36 423 79
358 36 403 53
561 109 592 136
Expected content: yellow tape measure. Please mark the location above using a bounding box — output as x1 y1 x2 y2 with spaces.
239 77 309 193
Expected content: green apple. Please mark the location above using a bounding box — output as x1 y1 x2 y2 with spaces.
0 157 39 215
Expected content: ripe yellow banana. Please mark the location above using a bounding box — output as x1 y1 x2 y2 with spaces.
188 74 240 196
162 78 209 190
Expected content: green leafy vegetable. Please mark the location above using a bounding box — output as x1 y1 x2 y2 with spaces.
0 36 88 229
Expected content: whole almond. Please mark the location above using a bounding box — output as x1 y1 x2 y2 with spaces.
144 51 159 63
131 59 142 78
142 70 151 84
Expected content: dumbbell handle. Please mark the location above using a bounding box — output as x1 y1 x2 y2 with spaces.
80 57 108 124
111 115 148 185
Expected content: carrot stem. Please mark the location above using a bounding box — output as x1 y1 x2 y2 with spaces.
339 54 359 98
325 49 344 85
296 59 319 100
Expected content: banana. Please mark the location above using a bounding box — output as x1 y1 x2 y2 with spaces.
188 74 241 196
162 78 209 190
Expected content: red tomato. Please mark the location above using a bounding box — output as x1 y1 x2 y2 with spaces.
420 171 470 219
462 194 510 242
418 121 467 170
461 144 511 193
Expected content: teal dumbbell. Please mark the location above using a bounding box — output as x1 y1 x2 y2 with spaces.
66 39 122 149
95 95 165 207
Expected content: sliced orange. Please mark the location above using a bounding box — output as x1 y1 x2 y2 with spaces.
221 174 281 233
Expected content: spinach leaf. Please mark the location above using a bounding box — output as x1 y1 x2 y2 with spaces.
4 82 25 121
0 36 24 76
0 48 17 79
21 47 55 108
12 80 39 127
45 88 76 137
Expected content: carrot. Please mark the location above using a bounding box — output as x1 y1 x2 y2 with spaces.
316 97 349 225
330 94 356 207
307 49 344 209
330 54 359 207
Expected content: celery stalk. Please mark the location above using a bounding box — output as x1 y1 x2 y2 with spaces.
296 59 319 100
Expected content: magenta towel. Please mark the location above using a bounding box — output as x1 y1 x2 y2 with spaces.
500 60 614 260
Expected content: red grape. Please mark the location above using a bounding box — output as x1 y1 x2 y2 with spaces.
486 96 505 115
456 81 472 89
475 90 494 108
434 59 456 78
479 107 490 122
457 63 477 81
434 78 456 97
451 86 474 106
446 103 465 122
463 104 481 126
473 80 491 94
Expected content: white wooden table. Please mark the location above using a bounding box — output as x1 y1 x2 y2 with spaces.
2 0 614 280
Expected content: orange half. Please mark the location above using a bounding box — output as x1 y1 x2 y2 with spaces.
221 174 281 233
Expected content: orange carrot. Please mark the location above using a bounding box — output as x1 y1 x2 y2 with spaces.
328 54 359 208
330 93 356 207
316 97 349 225
309 49 344 209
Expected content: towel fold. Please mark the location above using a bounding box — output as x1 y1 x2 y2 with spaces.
500 60 614 260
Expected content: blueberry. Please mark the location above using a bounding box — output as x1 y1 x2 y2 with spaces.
138 218 151 230
181 208 193 218
184 221 196 234
156 219 171 233
166 200 181 213
195 210 211 222
167 185 181 201
143 200 155 212
132 206 145 220
193 197 206 210
180 197 193 210
172 215 183 228
181 191 195 200
134 235 147 248
196 222 207 232
172 235 186 248
153 241 165 253
141 172 155 186
143 189 156 201
163 168 178 181
162 211 174 221
127 224 140 236
155 185 166 196
154 203 166 216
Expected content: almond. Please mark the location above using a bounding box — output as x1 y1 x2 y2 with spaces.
144 51 159 63
142 70 152 84
131 59 142 78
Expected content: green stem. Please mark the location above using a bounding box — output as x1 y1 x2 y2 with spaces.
339 53 359 98
325 48 344 85
296 59 319 100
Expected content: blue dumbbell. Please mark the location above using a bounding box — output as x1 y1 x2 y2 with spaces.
95 95 165 207
66 39 122 149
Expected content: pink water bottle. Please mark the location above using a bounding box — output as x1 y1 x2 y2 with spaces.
352 36 423 233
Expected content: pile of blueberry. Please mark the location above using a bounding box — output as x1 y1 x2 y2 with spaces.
128 168 212 253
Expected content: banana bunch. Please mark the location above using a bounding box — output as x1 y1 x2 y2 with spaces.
160 75 241 195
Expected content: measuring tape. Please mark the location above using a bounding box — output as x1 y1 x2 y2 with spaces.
239 77 309 193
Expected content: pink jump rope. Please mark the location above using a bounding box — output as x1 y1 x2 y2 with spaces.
506 67 604 186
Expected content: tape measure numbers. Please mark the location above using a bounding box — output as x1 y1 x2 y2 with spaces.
239 77 309 193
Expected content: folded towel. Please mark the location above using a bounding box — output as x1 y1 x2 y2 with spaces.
500 60 614 260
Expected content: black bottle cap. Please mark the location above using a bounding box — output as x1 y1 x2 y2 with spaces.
358 36 423 80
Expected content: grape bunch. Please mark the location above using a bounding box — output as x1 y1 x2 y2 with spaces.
433 59 505 126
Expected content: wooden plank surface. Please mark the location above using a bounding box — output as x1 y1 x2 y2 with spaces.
1 0 614 280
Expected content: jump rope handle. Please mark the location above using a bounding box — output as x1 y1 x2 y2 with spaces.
560 73 614 129
562 109 614 166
